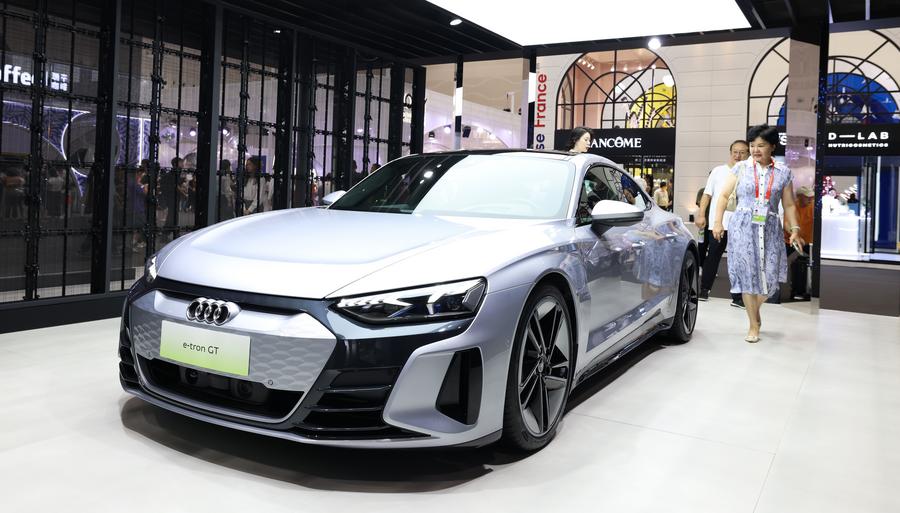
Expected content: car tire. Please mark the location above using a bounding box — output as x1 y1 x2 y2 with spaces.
501 284 573 452
665 249 699 343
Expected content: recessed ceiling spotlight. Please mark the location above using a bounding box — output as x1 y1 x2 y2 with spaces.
449 18 462 26
648 37 662 50
273 29 281 34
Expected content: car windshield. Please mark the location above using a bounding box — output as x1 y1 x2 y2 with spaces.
329 154 575 219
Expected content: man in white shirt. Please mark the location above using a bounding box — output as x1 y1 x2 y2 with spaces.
695 140 749 306
653 180 670 210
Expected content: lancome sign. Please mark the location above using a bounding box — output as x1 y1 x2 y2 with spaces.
593 135 642 149
555 128 675 156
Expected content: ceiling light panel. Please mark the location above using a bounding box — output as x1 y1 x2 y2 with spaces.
427 0 750 46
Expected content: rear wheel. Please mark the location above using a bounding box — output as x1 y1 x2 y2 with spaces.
665 250 699 343
502 285 573 452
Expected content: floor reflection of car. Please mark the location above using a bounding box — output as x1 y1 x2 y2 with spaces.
118 150 699 451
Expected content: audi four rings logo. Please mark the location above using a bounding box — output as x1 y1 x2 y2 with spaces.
186 298 240 325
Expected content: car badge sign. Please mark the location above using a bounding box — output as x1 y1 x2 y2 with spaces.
186 297 240 326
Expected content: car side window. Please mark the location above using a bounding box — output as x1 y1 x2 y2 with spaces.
576 166 619 224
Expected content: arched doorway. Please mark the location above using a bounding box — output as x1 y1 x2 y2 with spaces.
556 48 677 202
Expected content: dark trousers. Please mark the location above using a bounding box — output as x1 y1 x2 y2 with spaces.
701 229 740 301
787 243 811 298
697 227 709 267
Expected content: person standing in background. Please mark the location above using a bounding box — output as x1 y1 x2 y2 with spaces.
633 175 648 193
158 157 180 225
565 127 593 153
784 185 814 300
696 140 750 307
46 164 66 218
217 159 235 220
242 156 273 215
129 164 147 250
653 180 670 211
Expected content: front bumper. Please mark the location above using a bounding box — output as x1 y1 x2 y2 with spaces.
118 277 528 448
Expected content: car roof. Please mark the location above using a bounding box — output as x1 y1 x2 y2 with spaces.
413 149 574 159
402 149 624 169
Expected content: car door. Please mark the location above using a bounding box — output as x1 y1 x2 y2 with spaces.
574 165 647 354
633 206 683 309
611 169 674 310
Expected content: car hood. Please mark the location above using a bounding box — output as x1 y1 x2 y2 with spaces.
156 207 562 298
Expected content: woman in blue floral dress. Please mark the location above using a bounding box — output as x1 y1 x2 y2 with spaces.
711 125 805 343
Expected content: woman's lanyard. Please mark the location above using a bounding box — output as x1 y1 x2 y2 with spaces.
751 160 775 225
753 160 775 202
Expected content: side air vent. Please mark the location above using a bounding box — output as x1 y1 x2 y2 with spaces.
118 309 139 387
436 348 482 425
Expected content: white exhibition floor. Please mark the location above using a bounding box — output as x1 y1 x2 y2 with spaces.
1 299 899 513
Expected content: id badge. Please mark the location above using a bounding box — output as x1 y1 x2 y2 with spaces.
751 202 769 225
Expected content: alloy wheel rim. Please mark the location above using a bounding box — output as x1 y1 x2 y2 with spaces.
517 297 571 437
682 258 699 332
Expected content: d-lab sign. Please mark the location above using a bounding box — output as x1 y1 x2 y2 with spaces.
826 125 898 154
769 124 900 156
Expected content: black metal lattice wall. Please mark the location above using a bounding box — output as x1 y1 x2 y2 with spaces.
0 0 104 302
0 0 423 309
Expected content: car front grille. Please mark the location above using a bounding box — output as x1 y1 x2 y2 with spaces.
138 356 305 420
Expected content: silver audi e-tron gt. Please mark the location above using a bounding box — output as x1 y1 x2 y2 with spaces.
118 150 699 451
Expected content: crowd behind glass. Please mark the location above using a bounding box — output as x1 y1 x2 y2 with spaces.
0 153 380 227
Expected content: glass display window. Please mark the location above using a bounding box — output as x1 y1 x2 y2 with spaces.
822 156 900 262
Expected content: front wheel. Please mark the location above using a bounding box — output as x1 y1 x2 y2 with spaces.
501 285 573 452
665 249 699 343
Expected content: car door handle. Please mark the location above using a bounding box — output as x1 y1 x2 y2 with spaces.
631 241 646 248
664 233 678 239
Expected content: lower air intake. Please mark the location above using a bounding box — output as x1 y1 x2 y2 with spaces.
436 348 483 425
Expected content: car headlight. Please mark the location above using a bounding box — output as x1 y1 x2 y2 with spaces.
333 278 486 324
144 254 159 283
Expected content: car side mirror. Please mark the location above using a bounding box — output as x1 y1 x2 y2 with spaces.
590 200 644 231
322 190 346 206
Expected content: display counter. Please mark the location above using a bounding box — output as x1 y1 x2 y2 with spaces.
821 212 861 260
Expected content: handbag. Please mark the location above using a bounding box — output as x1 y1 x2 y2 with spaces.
725 190 737 212
726 164 740 211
